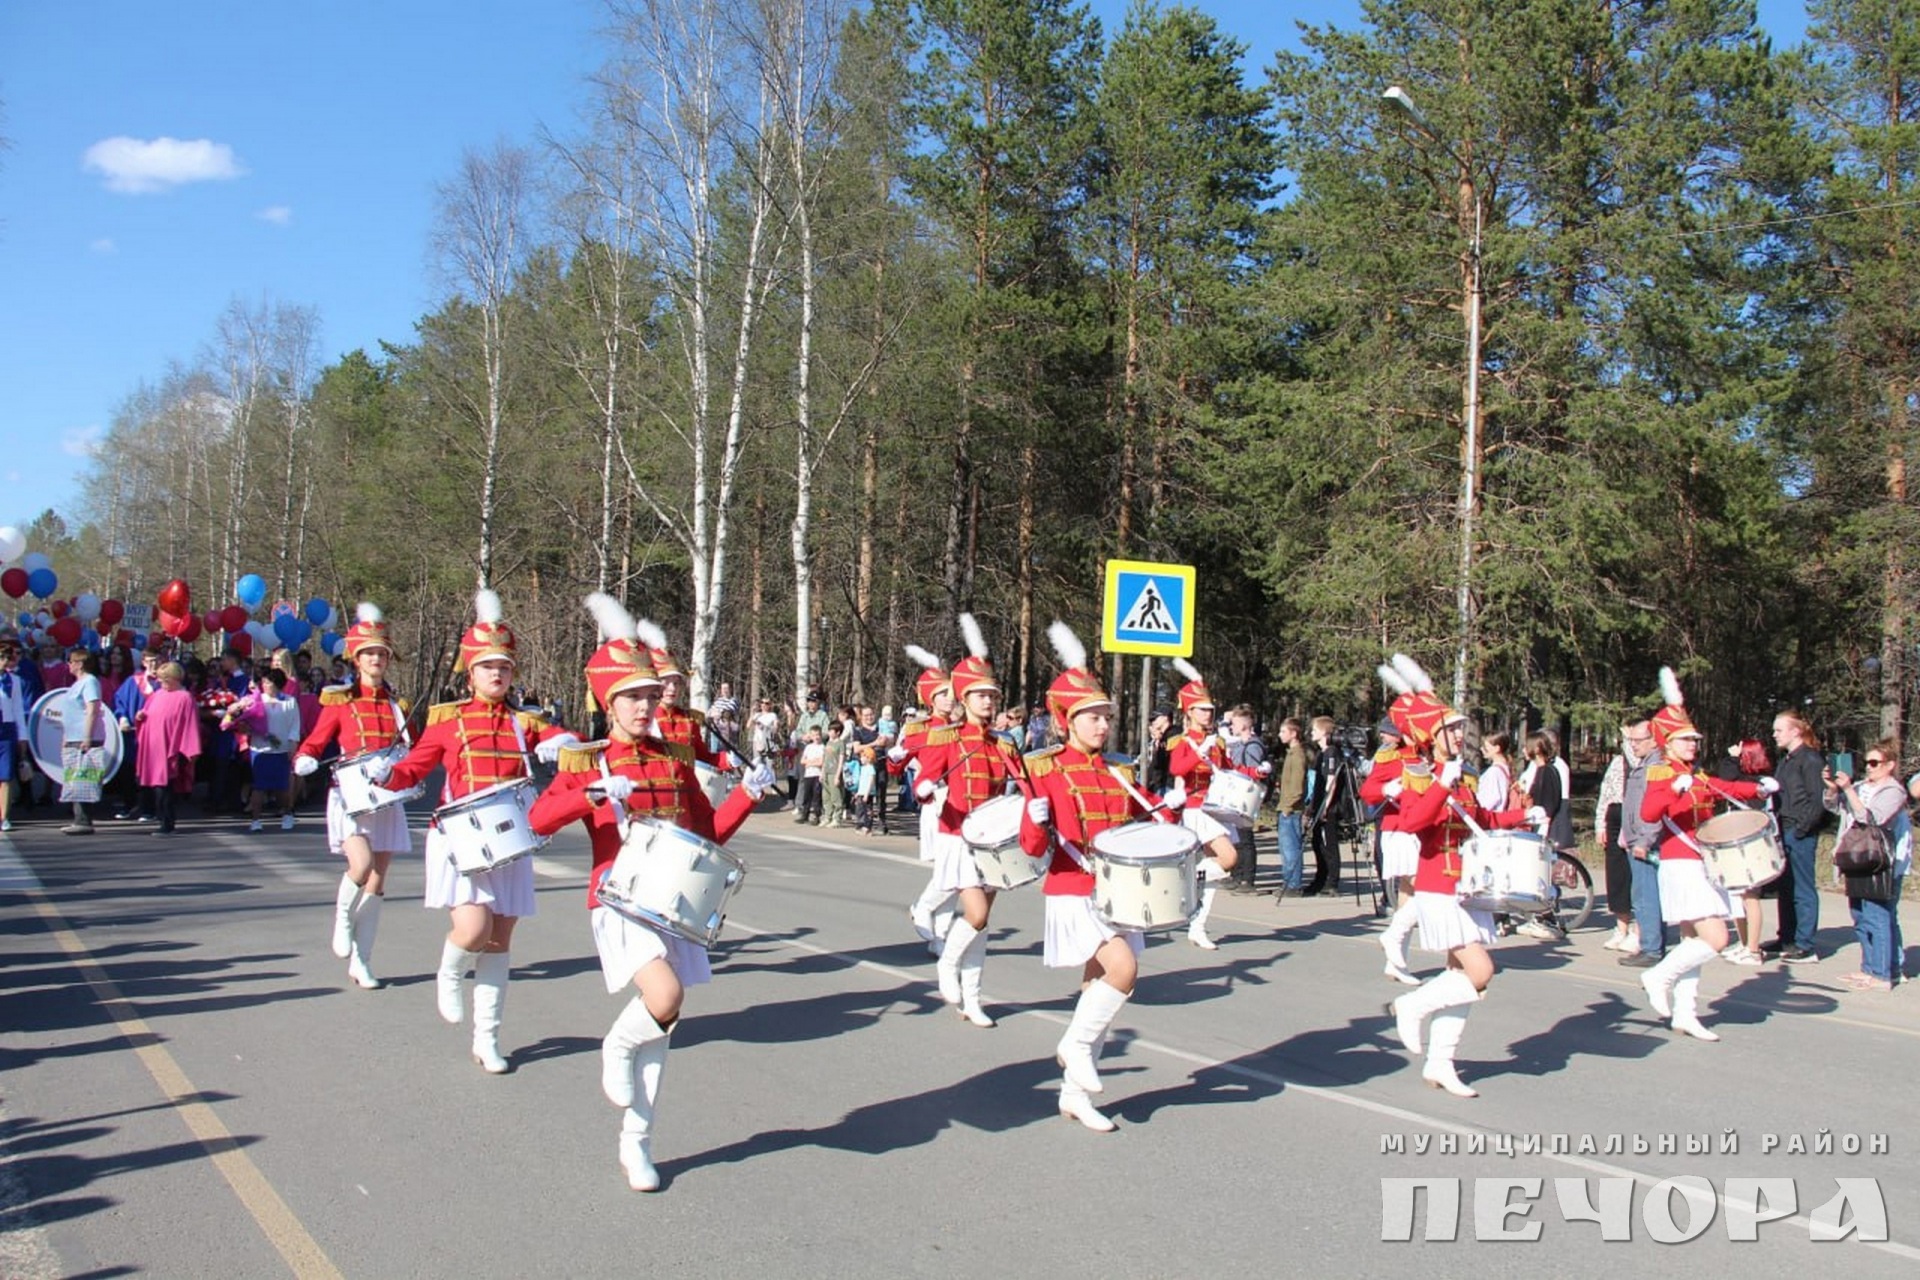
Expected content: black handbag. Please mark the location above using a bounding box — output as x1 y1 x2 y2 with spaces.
1846 865 1897 905
1833 817 1892 876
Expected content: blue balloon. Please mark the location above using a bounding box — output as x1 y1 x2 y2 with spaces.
132 632 147 649
304 597 330 626
235 573 267 609
15 612 28 627
25 567 56 599
273 615 312 648
319 628 341 655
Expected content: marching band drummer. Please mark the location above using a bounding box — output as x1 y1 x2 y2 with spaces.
370 590 579 1074
1636 668 1775 1041
898 644 959 954
528 594 776 1193
917 614 1027 1028
1165 659 1258 950
294 603 411 991
1383 675 1542 1098
1367 656 1441 986
1016 621 1172 1132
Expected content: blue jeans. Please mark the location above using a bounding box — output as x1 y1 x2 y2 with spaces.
1777 829 1820 951
1275 813 1304 890
1630 854 1665 957
1848 874 1906 980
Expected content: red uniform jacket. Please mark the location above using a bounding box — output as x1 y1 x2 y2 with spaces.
1640 764 1761 862
915 721 1024 836
1019 746 1173 897
1360 745 1424 833
294 681 409 764
386 698 568 803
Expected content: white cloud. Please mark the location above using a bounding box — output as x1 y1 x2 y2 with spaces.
257 205 292 225
90 238 116 254
83 136 245 194
61 426 104 458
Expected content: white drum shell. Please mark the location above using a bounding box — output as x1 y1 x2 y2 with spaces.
1458 831 1557 913
1696 811 1785 891
962 793 1047 890
435 780 547 875
1089 822 1201 932
694 760 737 812
1201 771 1263 828
598 819 749 947
334 745 424 816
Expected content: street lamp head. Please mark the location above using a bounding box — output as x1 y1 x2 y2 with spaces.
1382 85 1431 135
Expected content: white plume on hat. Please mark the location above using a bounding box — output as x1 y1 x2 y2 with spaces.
1171 657 1203 685
1390 653 1434 693
585 592 637 644
904 644 942 671
635 618 668 653
474 588 503 625
1047 620 1087 672
959 612 990 660
1378 661 1412 696
1659 666 1684 708
356 601 382 625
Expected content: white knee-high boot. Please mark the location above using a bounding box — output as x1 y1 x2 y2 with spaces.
603 998 669 1108
957 926 994 1027
910 877 955 949
1060 1023 1119 1131
331 873 363 959
347 893 383 990
1640 936 1715 1020
470 950 511 1074
1189 859 1228 949
1669 945 1721 1040
937 918 979 1006
1381 897 1420 983
437 940 477 1024
1423 1006 1479 1097
619 1029 672 1191
1056 980 1130 1093
1389 968 1478 1055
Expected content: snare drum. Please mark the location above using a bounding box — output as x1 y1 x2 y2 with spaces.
1458 830 1557 913
693 760 737 812
961 793 1048 890
598 819 749 947
334 745 425 816
1695 810 1785 891
1201 771 1264 828
436 779 547 875
1088 822 1201 932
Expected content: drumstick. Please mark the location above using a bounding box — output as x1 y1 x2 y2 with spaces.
1106 765 1179 823
1698 778 1754 811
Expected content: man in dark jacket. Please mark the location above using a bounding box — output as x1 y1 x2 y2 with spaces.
1767 713 1827 962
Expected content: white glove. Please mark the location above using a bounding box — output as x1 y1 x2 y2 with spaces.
1670 772 1692 794
1757 776 1780 795
743 761 777 797
1439 760 1461 788
535 733 580 765
915 778 937 802
364 755 394 784
1161 779 1186 808
1256 761 1273 777
118 716 132 731
1025 797 1051 825
1525 805 1548 829
1383 779 1404 801
294 755 318 778
590 775 636 803
887 745 908 764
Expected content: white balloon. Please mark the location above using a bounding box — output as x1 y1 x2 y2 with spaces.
19 552 50 573
324 605 341 630
0 526 23 561
34 610 50 627
74 592 101 622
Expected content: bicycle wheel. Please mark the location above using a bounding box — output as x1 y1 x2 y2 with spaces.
1550 852 1595 933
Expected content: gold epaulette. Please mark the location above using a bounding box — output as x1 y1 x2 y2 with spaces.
925 724 962 748
1023 745 1064 779
1404 769 1436 794
1459 767 1480 788
1373 747 1401 765
397 697 412 715
1104 756 1137 786
427 701 463 726
320 684 353 707
686 708 708 727
1646 763 1676 783
513 708 553 735
558 740 610 773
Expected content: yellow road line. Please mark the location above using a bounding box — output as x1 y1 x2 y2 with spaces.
27 895 343 1279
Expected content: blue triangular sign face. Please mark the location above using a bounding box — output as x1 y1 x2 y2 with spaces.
1118 579 1177 633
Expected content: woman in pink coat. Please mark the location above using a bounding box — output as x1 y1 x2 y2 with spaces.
135 662 201 836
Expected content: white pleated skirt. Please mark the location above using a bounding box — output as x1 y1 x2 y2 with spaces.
932 830 987 892
423 827 538 916
1380 830 1422 880
1413 890 1494 953
1658 857 1734 923
1043 893 1145 969
325 787 411 856
918 789 944 863
1181 805 1231 846
591 904 711 993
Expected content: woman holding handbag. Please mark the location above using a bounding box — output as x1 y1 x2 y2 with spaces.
1825 740 1910 992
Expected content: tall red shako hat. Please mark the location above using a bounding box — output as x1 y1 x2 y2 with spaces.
457 589 515 672
904 644 952 708
1045 619 1116 730
1376 652 1459 747
1650 666 1701 748
633 618 683 683
1172 658 1212 715
583 592 662 711
344 601 395 661
949 613 999 700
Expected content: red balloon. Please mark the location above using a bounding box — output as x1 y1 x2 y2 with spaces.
158 607 185 638
0 568 24 599
49 599 69 619
116 628 134 647
227 631 252 658
202 609 223 634
99 598 124 626
49 616 82 646
156 578 191 616
179 615 203 643
95 619 112 636
220 604 248 633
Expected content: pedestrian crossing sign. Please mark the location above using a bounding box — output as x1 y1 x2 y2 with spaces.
1101 559 1195 657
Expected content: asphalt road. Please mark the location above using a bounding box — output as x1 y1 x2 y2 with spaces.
2 796 1917 1278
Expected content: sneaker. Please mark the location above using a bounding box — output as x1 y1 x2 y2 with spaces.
1758 940 1785 956
0 820 11 832
248 820 264 833
1515 920 1560 941
1779 946 1820 963
136 814 155 823
1726 946 1763 967
280 814 295 831
1619 952 1662 968
61 824 95 835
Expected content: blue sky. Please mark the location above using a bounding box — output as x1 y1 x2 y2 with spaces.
0 0 1809 536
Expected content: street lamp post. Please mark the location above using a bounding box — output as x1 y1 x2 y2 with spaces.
1383 85 1482 715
